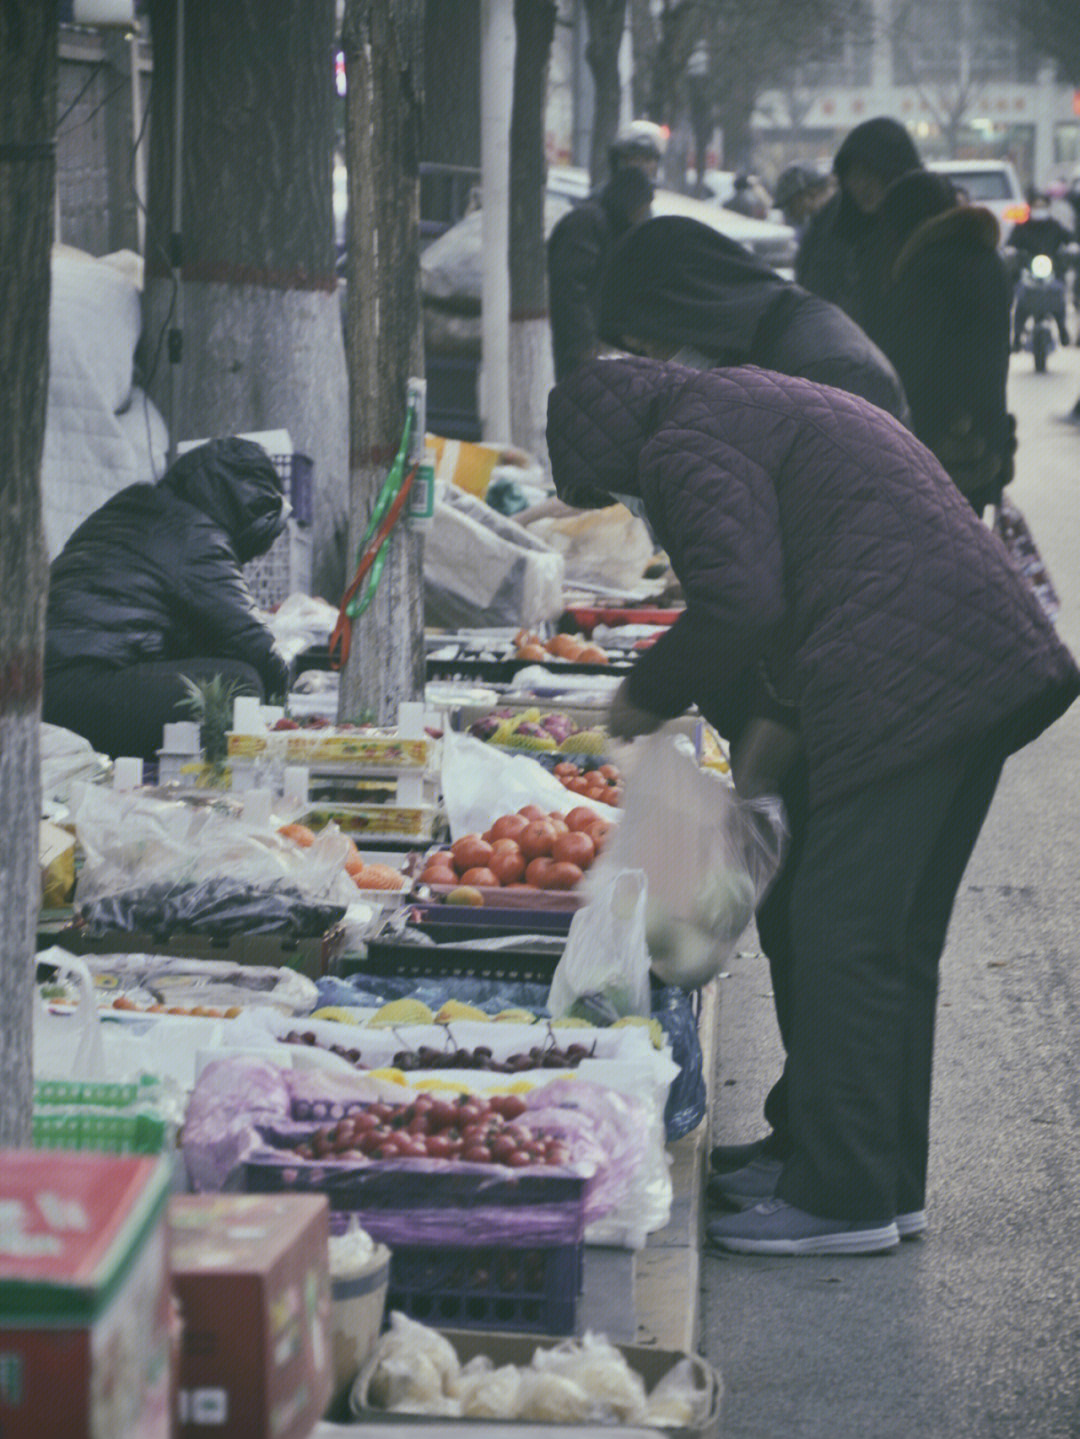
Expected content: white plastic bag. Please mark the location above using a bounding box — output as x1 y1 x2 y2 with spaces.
440 730 611 839
34 948 106 1082
547 870 652 1021
590 730 787 989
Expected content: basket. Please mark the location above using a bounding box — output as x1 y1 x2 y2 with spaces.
32 1079 172 1156
244 516 313 612
384 1240 582 1335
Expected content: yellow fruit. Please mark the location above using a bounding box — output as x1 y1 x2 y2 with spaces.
446 886 484 907
435 1001 491 1024
310 1006 361 1024
611 1015 666 1049
410 1078 469 1093
494 1009 537 1024
367 1068 407 1085
558 730 607 754
368 998 435 1027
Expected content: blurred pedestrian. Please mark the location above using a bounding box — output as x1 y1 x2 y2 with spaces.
856 169 1014 514
796 116 922 324
547 355 1079 1256
598 214 909 423
725 173 769 220
773 163 832 240
547 124 662 381
43 438 290 759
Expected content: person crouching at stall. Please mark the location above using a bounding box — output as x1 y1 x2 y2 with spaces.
43 436 291 761
546 356 1079 1257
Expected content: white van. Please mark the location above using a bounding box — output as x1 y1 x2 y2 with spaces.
926 159 1028 242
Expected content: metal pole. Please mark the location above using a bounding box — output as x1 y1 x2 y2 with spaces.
480 0 513 443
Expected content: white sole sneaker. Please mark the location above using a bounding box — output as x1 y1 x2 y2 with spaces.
708 1200 900 1256
896 1209 927 1239
718 1223 900 1256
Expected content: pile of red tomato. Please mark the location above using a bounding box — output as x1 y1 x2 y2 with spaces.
552 760 622 807
418 804 612 892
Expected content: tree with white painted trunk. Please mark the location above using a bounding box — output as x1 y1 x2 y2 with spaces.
143 0 350 606
337 0 426 725
0 0 56 1146
508 0 558 466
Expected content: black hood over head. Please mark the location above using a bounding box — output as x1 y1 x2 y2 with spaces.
599 215 784 363
161 437 287 563
547 355 678 509
833 116 922 240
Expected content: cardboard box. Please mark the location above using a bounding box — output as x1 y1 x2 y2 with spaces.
0 1151 174 1439
169 1194 332 1439
346 1329 721 1439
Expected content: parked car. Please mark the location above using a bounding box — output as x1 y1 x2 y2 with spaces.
926 159 1029 243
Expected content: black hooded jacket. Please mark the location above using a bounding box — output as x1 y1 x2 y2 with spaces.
795 117 922 323
45 437 290 694
857 171 1014 514
598 215 909 423
547 166 655 381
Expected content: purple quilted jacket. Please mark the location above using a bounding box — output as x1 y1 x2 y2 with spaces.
547 357 1079 806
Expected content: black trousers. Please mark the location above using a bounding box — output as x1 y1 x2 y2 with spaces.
754 741 1005 1222
43 658 265 761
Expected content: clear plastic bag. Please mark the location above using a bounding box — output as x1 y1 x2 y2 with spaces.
590 730 787 990
547 870 652 1022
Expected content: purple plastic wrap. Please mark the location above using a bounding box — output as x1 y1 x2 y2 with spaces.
522 1082 652 1224
182 1055 292 1191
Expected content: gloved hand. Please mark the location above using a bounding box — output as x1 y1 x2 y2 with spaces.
607 676 665 741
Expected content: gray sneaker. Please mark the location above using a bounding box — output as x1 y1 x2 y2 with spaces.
707 1199 900 1256
707 1156 783 1210
896 1209 927 1239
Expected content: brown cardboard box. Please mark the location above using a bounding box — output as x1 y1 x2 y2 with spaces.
169 1194 332 1439
344 1328 721 1439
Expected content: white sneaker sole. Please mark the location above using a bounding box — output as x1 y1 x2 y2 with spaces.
896 1209 927 1239
715 1222 900 1256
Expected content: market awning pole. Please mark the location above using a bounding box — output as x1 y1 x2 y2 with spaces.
479 0 513 444
167 0 184 468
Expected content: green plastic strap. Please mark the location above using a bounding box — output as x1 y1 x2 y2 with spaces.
345 403 417 620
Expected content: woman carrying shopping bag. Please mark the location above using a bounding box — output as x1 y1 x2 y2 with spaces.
546 357 1079 1256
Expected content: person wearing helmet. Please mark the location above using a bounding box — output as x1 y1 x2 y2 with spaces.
547 126 659 381
43 437 291 759
796 116 923 324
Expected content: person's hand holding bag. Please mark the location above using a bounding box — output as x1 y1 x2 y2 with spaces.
607 675 665 741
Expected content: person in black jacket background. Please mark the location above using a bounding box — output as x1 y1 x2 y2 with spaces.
547 134 656 382
856 170 1015 515
795 116 922 326
43 437 290 759
598 214 910 424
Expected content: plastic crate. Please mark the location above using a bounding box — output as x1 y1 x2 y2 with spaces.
385 1240 582 1335
244 516 313 611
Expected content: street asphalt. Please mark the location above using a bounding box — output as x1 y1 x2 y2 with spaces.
700 326 1080 1437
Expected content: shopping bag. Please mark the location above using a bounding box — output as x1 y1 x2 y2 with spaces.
992 493 1060 623
547 869 653 1021
590 730 787 990
34 948 106 1082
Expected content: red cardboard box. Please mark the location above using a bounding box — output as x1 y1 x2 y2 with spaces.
169 1194 332 1439
0 1150 174 1439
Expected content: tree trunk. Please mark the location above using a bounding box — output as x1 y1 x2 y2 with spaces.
0 0 56 1146
509 0 557 464
144 0 349 606
583 0 628 185
337 0 426 726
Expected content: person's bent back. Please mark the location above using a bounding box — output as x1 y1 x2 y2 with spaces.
44 436 290 760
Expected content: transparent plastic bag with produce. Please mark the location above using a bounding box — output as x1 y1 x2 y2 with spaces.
546 869 652 1022
591 730 787 990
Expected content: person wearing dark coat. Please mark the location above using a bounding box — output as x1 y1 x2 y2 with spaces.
546 355 1079 1256
795 116 922 325
857 170 1015 515
44 437 291 760
547 165 654 382
598 214 910 424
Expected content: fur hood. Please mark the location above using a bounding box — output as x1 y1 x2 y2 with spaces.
892 204 1000 282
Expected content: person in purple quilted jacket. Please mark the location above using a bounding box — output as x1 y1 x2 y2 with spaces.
546 355 1079 1257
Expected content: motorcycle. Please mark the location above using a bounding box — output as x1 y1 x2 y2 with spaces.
1010 251 1070 373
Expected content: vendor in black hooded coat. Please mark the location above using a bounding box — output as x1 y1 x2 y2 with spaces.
597 214 910 424
44 437 291 760
856 170 1015 515
795 116 923 326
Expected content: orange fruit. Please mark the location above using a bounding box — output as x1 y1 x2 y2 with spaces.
278 822 317 847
